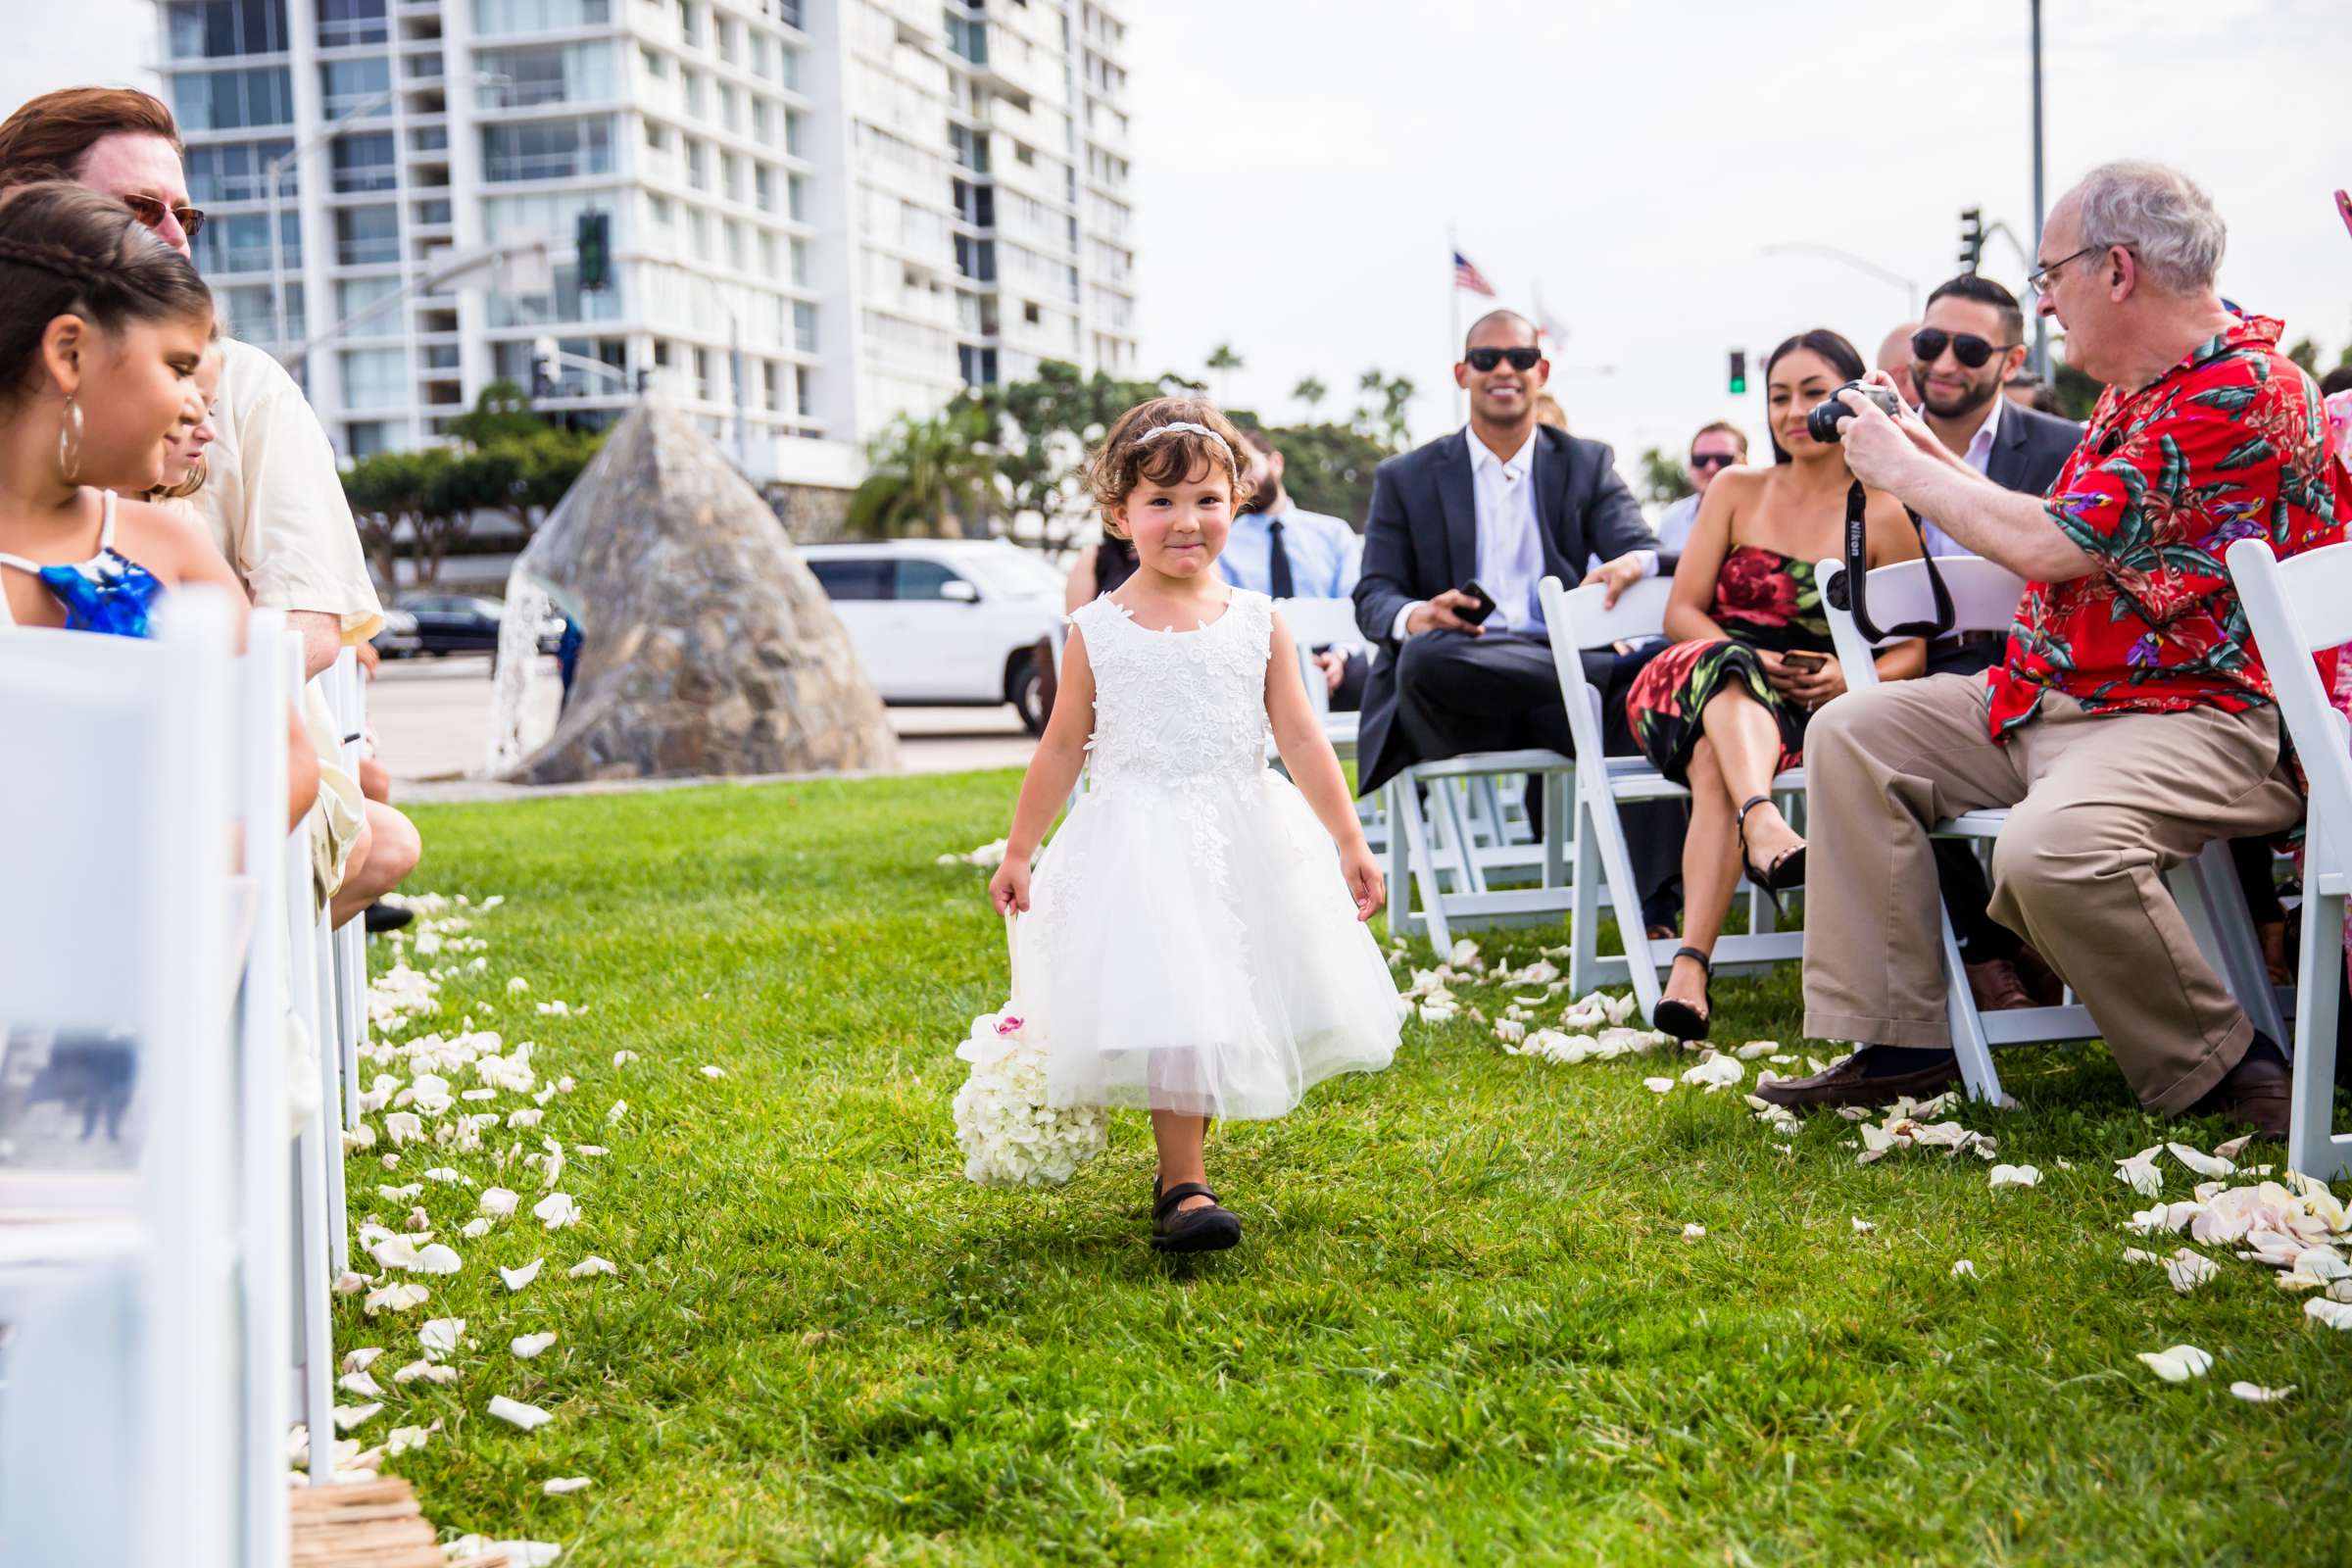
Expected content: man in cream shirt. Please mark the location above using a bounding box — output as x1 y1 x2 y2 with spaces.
0 86 420 924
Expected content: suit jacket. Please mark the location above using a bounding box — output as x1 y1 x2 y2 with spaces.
1985 400 2083 499
1350 424 1653 791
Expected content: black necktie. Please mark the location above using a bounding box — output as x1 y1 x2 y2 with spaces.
1267 516 1296 599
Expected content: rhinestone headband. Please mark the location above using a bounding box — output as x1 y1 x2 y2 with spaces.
1133 420 1237 468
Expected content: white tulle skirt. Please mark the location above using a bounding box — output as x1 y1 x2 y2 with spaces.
1016 769 1404 1121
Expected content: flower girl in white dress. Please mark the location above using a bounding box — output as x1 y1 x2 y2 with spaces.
989 397 1403 1252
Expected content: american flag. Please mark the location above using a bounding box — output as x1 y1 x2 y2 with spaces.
1452 250 1496 296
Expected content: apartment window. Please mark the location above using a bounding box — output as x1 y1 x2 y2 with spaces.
953 234 995 283
334 273 403 323
184 139 295 204
724 219 744 270
330 131 397 193
762 361 780 411
346 420 393 458
758 230 776 272
787 173 806 220
946 11 987 65
957 344 998 387
193 210 301 273
339 348 407 408
776 0 804 29
166 0 290 58
218 281 298 341
172 66 294 131
642 46 667 77
472 0 611 31
717 83 739 133
750 98 771 144
477 42 618 109
783 110 804 158
683 138 708 189
952 178 992 226
789 237 808 285
948 123 989 174
715 16 737 63
482 118 616 182
682 69 704 118
318 57 392 120
793 300 815 353
334 205 400 266
676 0 701 46
316 0 389 49
750 32 770 79
1022 301 1040 326
720 151 741 202
794 365 812 417
1012 141 1034 167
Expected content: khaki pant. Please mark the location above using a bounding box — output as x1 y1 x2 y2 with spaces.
1801 674 2301 1114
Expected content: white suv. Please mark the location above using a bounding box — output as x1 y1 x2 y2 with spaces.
800 539 1064 734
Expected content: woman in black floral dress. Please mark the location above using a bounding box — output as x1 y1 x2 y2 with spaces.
1624 330 1929 1039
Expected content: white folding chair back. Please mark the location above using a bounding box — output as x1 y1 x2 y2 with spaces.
282 639 341 1485
1823 556 2286 1102
326 651 368 1135
0 593 240 1568
1541 574 1806 1022
1266 596 1380 847
2230 536 2352 1177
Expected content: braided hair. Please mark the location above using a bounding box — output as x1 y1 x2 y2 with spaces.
0 180 211 406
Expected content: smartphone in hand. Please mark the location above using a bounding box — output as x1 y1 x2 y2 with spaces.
1456 580 1498 626
1780 650 1828 670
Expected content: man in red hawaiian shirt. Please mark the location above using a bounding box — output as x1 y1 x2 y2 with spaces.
1758 161 2348 1133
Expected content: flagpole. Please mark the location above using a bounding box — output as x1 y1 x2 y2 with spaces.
1448 224 1464 425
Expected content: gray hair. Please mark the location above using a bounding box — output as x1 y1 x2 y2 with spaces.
2070 160 2227 294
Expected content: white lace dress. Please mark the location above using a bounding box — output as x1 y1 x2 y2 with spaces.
1017 588 1403 1120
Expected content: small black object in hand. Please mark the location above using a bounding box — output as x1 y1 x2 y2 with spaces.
1806 380 1903 445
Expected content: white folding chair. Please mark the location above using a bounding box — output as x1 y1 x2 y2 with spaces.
0 593 240 1568
282 636 342 1486
326 651 368 1134
2230 536 2352 1178
1269 596 1384 853
1824 556 2286 1103
1541 574 1807 1023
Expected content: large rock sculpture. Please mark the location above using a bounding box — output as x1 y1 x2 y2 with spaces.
503 404 899 783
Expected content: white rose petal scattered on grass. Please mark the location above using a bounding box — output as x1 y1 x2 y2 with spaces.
393 1359 460 1387
478 1188 519 1217
566 1256 616 1280
2164 1249 2221 1294
2306 1298 2352 1331
1851 1218 1877 1234
1642 1077 1674 1095
1951 1259 1978 1279
700 1064 725 1080
2136 1345 2214 1383
2215 1135 2254 1160
606 1100 628 1124
543 1477 593 1495
512 1331 559 1359
1988 1163 2041 1190
533 1192 582 1230
507 977 529 993
612 1051 637 1067
382 1111 423 1146
419 1317 466 1357
341 1347 385 1374
385 1424 435 1457
487 1395 554 1433
500 1258 544 1293
461 1217 494 1239
1734 1041 1779 1060
364 1283 429 1316
1682 1223 1706 1241
337 1371 385 1398
2166 1142 2236 1178
331 1402 383 1432
376 1183 422 1201
411 1243 464 1275
1681 1054 1744 1092
2115 1156 2163 1198
2229 1381 2295 1403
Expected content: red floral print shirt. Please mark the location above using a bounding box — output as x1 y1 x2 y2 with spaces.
1988 315 2348 738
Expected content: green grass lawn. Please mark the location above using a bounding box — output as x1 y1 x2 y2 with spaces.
349 770 2349 1566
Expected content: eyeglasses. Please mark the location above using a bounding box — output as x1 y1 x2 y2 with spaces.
1464 346 1542 373
2025 242 2111 299
1690 452 1739 470
120 194 205 240
1910 328 2019 369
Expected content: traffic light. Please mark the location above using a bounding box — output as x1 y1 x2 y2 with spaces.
576 209 611 293
1728 349 1747 395
1958 207 1984 272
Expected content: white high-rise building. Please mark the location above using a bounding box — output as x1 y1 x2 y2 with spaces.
151 0 1138 490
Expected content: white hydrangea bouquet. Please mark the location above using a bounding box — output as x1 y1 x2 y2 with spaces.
951 915 1106 1188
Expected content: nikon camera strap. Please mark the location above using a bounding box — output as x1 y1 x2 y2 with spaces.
1825 479 1954 643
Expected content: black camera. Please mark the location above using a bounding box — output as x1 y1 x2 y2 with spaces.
1805 380 1903 445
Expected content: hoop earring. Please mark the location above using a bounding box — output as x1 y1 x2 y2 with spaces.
57 394 84 486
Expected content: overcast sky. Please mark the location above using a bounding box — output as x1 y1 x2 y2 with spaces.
12 1 2346 483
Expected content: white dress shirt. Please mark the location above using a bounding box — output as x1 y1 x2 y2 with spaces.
1220 499 1363 599
1917 392 2004 558
1393 425 1657 640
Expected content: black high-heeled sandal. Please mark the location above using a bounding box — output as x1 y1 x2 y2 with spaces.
1653 947 1715 1042
1737 794 1806 912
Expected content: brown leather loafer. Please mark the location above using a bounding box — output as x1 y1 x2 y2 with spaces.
2188 1049 2289 1139
1966 958 2034 1012
1755 1050 1963 1111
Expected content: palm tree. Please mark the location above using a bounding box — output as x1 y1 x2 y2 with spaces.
1292 374 1328 416
847 405 999 539
1204 342 1244 404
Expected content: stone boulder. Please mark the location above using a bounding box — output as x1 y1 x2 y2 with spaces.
504 405 898 783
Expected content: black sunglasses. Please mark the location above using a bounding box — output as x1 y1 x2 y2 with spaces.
122 193 205 240
1911 327 2018 369
1464 346 1541 372
1690 452 1739 470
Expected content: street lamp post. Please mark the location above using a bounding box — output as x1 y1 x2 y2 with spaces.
1758 244 1921 319
2030 0 2049 378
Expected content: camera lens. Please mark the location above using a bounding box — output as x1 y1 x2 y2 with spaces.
1804 380 1895 445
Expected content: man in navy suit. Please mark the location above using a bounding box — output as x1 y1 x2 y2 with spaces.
1903 274 2084 1011
1353 310 1685 926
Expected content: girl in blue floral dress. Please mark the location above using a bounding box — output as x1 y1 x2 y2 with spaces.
1624 330 1928 1040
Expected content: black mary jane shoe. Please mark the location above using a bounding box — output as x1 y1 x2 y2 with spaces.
1150 1180 1243 1253
1652 946 1715 1043
1736 794 1806 911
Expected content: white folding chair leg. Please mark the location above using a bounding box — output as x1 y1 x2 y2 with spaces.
2288 874 2348 1179
293 1132 336 1483
1436 780 1487 896
1543 769 1570 887
1397 777 1452 955
1939 904 2005 1103
1383 778 1417 940
2178 841 2289 1047
1570 808 1602 997
1580 778 1663 1021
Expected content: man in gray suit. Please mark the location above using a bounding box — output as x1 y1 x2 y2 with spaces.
1353 310 1684 927
1905 273 2083 1008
